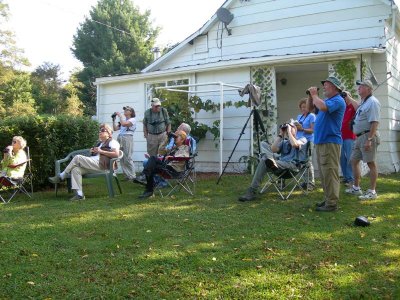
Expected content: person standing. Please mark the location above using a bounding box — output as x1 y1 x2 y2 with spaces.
143 98 171 156
345 80 381 200
295 98 316 189
340 92 357 186
307 76 345 212
113 106 137 181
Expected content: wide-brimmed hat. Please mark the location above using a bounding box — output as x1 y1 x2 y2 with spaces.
356 79 373 89
151 98 161 106
321 76 343 91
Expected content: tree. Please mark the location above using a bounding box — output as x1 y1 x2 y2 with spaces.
31 62 64 114
0 71 36 118
71 0 159 115
0 0 29 85
59 71 85 116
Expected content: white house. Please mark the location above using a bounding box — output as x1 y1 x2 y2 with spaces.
95 0 400 174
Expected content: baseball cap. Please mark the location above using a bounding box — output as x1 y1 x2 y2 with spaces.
151 98 161 106
356 79 373 89
321 76 343 91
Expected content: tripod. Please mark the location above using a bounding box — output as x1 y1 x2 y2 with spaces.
216 106 266 184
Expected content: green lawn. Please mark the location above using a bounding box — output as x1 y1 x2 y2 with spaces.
1 173 399 299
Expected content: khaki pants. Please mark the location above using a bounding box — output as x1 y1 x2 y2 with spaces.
147 132 167 156
117 134 136 179
64 155 105 191
316 143 341 207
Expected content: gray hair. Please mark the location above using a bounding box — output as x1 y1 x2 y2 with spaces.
179 123 191 134
13 136 27 149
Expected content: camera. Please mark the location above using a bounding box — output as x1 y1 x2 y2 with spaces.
168 132 177 139
111 112 117 119
340 91 347 98
3 147 10 154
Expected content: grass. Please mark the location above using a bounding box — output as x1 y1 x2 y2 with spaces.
0 173 399 299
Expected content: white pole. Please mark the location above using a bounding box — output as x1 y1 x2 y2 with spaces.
219 82 224 175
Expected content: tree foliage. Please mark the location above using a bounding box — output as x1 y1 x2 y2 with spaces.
72 0 159 115
0 71 36 117
0 0 29 84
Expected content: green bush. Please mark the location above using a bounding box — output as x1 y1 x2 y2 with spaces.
0 115 99 189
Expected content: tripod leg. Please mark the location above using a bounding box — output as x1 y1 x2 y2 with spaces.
216 109 254 184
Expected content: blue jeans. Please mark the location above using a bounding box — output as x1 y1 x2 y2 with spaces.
340 139 354 182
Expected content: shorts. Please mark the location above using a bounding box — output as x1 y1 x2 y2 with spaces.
351 133 380 163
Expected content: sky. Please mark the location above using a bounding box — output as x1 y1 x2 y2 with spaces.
7 0 225 79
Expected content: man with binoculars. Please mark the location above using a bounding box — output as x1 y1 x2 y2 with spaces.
307 76 345 212
143 98 171 156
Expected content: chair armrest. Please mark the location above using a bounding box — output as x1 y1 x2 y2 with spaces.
55 149 91 175
8 160 29 168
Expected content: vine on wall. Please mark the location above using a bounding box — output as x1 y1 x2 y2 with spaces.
332 59 357 95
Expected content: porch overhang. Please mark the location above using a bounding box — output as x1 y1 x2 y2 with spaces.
94 47 386 85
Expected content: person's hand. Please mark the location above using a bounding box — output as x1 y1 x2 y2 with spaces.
308 86 318 97
144 153 150 158
364 140 372 151
165 155 173 161
92 147 100 154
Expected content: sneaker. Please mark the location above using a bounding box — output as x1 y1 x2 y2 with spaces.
315 205 337 212
315 200 325 207
139 190 154 199
49 175 61 184
345 186 363 195
69 194 85 201
359 190 378 200
238 187 257 202
344 181 353 188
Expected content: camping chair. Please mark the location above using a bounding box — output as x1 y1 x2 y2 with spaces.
0 147 33 204
260 141 311 200
155 152 197 197
53 149 123 198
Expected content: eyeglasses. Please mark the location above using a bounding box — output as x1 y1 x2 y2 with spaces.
12 140 17 144
99 128 108 133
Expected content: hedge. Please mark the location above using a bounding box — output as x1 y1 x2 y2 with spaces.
0 115 99 189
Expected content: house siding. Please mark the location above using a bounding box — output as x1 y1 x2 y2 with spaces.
154 0 390 72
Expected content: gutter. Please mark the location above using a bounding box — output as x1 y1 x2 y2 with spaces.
95 48 385 85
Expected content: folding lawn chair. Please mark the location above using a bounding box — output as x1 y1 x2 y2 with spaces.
155 152 197 197
260 141 311 200
0 147 33 204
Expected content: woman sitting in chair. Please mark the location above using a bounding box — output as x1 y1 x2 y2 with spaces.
139 130 189 199
1 136 28 180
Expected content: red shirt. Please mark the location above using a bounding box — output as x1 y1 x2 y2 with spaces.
341 103 356 140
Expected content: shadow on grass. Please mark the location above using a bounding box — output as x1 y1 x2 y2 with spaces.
0 174 399 298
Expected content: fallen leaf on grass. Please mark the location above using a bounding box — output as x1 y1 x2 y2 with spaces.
146 230 152 233
212 257 217 261
241 258 253 261
27 281 35 286
256 265 263 269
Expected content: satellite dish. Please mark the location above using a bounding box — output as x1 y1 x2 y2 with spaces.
217 7 234 35
217 8 234 25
